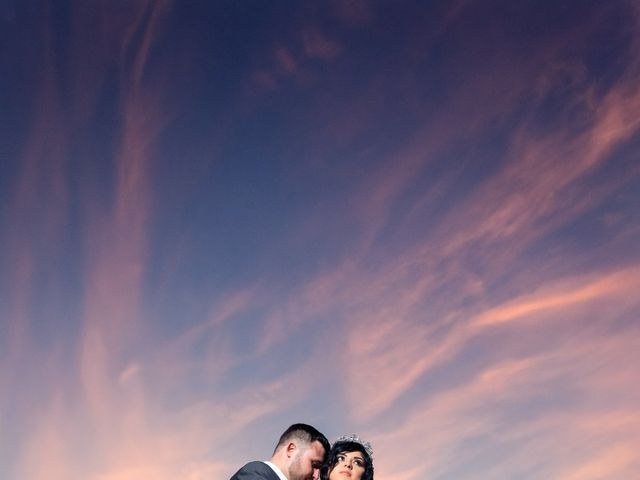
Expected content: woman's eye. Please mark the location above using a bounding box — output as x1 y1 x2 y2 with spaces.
337 455 345 462
354 460 363 467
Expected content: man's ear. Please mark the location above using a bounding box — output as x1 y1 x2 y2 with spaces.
285 442 297 458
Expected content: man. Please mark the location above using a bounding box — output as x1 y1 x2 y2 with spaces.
229 423 330 480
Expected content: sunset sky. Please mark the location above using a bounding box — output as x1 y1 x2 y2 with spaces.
2 1 640 479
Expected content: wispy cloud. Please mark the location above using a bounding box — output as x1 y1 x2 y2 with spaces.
472 267 640 328
302 28 341 60
2 2 639 479
339 261 640 420
369 332 640 479
332 0 374 27
1 4 69 362
78 0 172 428
558 444 639 480
273 4 640 428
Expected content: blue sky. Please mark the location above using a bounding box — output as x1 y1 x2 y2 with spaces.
1 1 640 479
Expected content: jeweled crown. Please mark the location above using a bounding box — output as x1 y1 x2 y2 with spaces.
334 433 374 459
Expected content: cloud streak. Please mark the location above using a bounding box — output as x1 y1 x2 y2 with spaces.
2 2 639 479
369 331 640 480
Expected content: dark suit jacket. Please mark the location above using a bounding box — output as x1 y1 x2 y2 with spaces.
229 461 281 480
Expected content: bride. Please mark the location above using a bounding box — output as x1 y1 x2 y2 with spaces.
320 434 374 480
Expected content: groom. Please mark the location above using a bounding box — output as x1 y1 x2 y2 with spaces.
229 423 330 480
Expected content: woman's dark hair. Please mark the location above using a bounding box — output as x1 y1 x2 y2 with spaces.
320 441 374 480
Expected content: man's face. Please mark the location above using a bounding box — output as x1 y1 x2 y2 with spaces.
288 441 325 480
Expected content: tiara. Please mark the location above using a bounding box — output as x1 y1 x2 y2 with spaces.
334 434 374 459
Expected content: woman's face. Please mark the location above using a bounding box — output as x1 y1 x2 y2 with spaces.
329 450 366 480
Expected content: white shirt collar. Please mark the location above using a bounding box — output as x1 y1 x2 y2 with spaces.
264 461 289 480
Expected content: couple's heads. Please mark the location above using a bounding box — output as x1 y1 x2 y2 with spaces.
322 436 374 480
272 424 374 480
273 423 330 480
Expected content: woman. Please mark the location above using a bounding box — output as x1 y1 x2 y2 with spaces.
321 434 374 480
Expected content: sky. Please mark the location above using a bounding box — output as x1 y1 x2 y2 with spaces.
1 1 640 479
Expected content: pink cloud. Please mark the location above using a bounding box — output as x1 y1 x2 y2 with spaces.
0 0 71 398
558 444 639 480
172 287 259 365
260 38 640 423
312 2 640 271
325 258 640 421
252 69 279 91
274 46 298 75
11 391 76 480
435 58 640 262
248 27 341 96
367 332 640 479
472 267 640 327
333 0 374 27
248 45 301 94
303 28 341 60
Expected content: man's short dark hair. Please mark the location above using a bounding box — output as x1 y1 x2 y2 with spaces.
274 423 330 456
